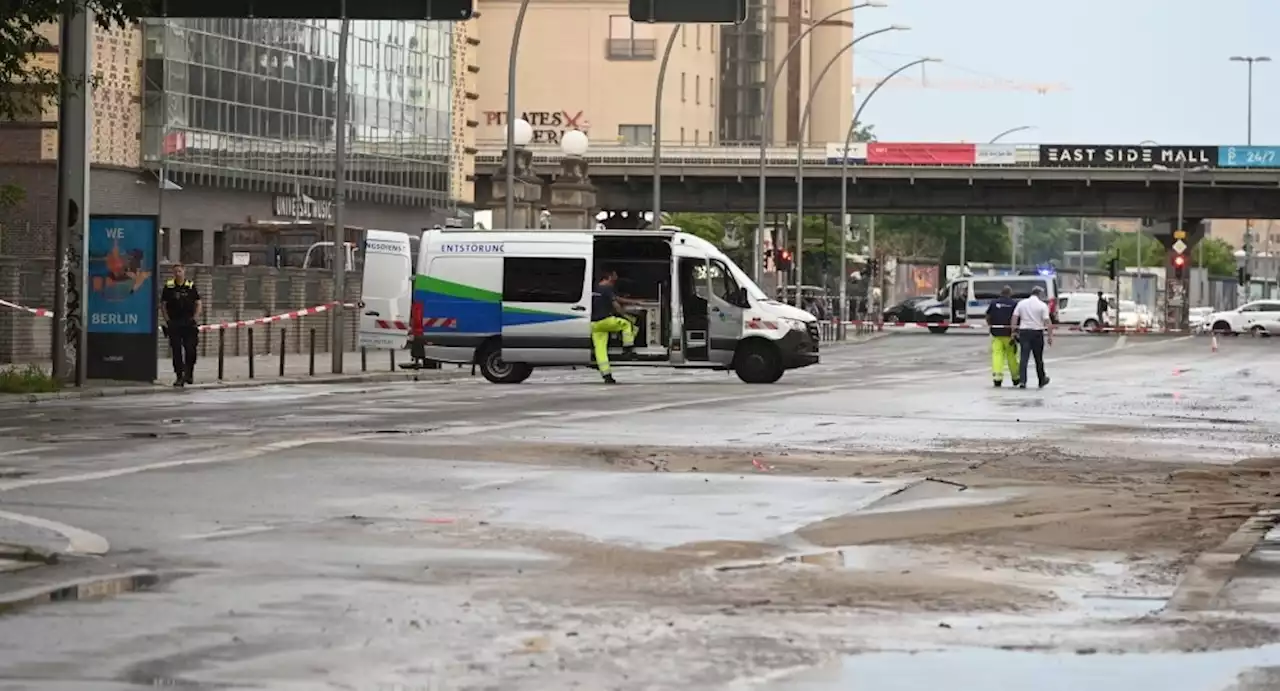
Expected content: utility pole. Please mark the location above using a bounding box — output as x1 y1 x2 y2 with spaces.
331 13 350 373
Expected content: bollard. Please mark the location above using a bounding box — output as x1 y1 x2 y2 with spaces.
309 329 316 376
390 349 396 371
278 328 287 377
361 347 368 372
217 329 225 381
247 328 255 379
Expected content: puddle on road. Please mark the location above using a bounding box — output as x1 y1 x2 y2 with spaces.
758 644 1280 691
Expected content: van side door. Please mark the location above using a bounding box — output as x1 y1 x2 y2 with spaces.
358 231 412 351
706 258 746 365
500 255 593 365
950 279 969 322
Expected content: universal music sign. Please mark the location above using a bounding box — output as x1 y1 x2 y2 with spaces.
1038 145 1219 168
272 194 332 221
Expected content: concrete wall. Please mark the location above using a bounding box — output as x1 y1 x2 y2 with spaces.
0 259 364 365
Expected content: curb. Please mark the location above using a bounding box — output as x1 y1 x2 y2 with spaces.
0 544 58 565
0 569 158 614
3 368 477 403
1164 508 1280 613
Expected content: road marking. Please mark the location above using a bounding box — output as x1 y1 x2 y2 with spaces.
0 509 109 555
0 448 40 458
181 525 278 541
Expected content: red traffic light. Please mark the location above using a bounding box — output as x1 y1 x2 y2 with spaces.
1173 255 1186 267
779 250 792 261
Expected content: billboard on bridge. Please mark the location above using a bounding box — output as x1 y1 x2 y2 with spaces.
974 144 1016 165
1038 144 1218 168
1219 146 1280 168
867 143 975 165
824 142 869 163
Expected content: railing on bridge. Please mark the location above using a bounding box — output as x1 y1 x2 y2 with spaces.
473 141 1280 171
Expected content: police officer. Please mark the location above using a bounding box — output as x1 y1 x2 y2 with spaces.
160 263 201 387
985 285 1019 387
1095 291 1108 331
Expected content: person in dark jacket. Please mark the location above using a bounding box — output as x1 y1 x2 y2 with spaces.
1095 291 1108 331
986 285 1020 387
160 263 201 387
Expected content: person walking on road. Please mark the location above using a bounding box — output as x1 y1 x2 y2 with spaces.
160 263 202 387
1095 291 1109 332
590 267 640 384
985 285 1020 388
1011 286 1053 389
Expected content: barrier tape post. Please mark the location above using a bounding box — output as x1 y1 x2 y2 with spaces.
247 328 255 379
361 347 367 372
217 329 225 381
309 329 317 376
389 349 395 372
278 328 287 377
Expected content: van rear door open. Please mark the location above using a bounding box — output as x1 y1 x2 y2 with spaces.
358 230 413 350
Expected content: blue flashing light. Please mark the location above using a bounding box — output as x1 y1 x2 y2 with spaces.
1035 265 1056 276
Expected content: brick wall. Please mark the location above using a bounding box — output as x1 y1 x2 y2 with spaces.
0 260 364 365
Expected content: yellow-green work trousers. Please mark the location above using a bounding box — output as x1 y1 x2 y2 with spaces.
591 315 638 374
990 335 1018 383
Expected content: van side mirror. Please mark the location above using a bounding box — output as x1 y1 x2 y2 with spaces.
733 287 748 307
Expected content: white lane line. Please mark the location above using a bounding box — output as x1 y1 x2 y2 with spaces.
181 525 278 541
0 509 109 555
0 448 40 458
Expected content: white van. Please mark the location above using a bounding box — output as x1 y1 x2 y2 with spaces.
932 274 1060 334
397 228 820 384
356 229 415 350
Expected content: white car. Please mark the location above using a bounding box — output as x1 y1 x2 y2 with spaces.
1116 300 1142 330
1205 300 1280 335
1189 307 1215 334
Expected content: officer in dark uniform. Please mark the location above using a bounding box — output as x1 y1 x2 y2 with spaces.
160 263 201 387
985 285 1020 388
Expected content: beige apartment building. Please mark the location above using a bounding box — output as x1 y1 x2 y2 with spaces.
474 0 854 147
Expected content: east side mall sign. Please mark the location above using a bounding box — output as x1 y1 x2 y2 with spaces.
484 110 589 144
1038 144 1217 168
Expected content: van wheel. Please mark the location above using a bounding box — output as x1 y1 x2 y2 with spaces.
734 340 783 384
1082 318 1099 331
476 342 533 384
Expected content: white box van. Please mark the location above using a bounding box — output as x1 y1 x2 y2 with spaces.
386 228 819 384
932 274 1060 334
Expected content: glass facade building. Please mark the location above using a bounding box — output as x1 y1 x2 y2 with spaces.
142 18 456 208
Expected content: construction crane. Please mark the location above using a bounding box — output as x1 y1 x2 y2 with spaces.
852 76 1069 95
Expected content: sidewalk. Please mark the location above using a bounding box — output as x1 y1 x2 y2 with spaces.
3 351 475 402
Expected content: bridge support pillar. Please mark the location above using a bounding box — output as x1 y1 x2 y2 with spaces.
1148 218 1205 333
489 148 543 229
545 156 597 229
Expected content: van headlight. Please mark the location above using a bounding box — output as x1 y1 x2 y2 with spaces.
781 318 808 331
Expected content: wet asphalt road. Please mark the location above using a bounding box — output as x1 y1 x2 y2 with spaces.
0 333 1278 690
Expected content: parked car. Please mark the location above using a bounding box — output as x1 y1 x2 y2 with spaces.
1205 300 1280 335
882 296 938 323
1189 307 1215 334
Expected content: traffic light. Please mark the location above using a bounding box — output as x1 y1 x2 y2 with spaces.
1172 253 1186 280
1107 257 1119 281
1238 267 1252 284
776 250 793 273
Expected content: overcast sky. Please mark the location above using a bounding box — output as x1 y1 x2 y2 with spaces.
851 0 1275 145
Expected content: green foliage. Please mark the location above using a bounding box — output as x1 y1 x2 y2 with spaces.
1098 233 1237 277
851 121 877 143
1 0 152 121
0 364 60 394
1017 217 1113 266
663 212 724 245
873 215 1011 265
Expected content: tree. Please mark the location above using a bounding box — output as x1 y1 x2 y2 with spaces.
663 212 724 245
1 0 152 121
850 121 877 143
873 215 1011 265
1099 233 1237 277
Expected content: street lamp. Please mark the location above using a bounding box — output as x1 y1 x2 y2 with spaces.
652 25 681 229
752 0 888 283
503 0 535 230
959 124 1035 273
791 24 909 307
1229 56 1271 144
836 56 938 325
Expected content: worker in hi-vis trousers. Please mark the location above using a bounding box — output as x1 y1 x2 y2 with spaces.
985 284 1020 388
590 267 640 384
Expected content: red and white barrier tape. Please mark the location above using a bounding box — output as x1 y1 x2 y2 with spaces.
0 298 359 332
841 320 1188 334
0 298 53 318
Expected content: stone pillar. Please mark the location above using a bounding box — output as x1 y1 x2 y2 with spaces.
545 156 597 229
488 147 543 229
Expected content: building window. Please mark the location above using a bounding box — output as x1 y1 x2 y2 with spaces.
618 124 653 145
607 15 656 59
180 229 203 265
696 26 701 49
710 30 715 53
681 25 686 47
695 75 701 104
695 129 700 145
681 72 686 101
680 127 685 144
710 77 715 107
503 258 586 303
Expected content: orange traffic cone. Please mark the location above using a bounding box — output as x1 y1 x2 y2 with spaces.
1211 334 1219 353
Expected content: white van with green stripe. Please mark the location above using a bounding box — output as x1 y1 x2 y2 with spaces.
392 228 819 383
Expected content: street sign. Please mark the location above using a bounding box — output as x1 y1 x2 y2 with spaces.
1173 229 1187 240
148 0 472 19
1172 239 1187 254
630 0 746 23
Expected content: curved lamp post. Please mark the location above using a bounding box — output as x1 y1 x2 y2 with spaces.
957 124 1034 270
652 25 681 229
792 24 908 306
989 125 1034 144
752 0 888 283
504 0 535 228
836 56 937 324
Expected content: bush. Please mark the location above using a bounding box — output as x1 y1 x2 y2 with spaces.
0 365 61 394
